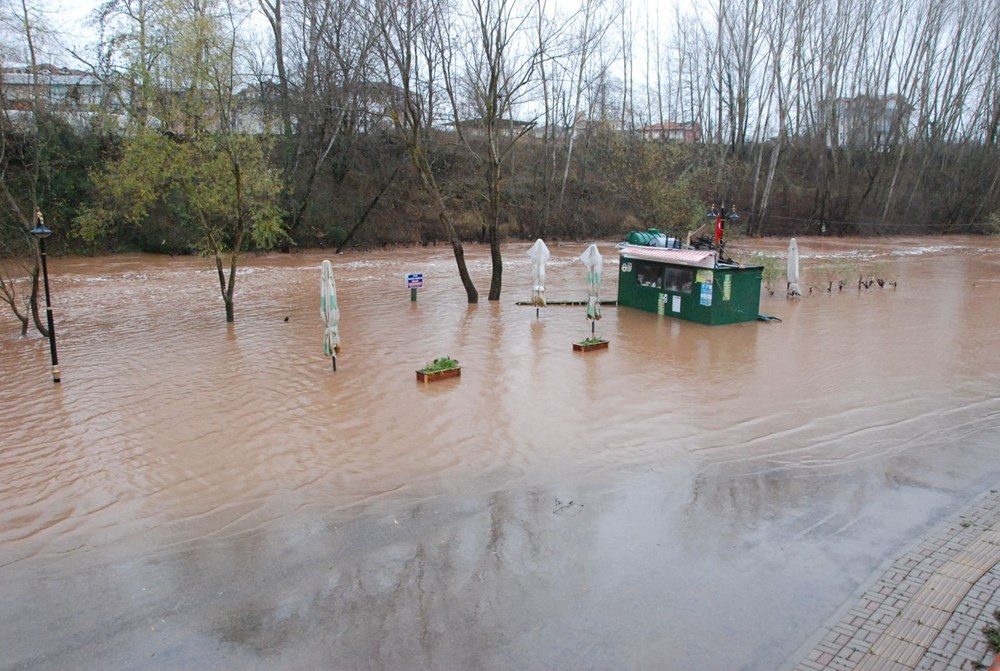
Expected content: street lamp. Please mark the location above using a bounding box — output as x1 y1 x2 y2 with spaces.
30 209 60 383
706 203 740 263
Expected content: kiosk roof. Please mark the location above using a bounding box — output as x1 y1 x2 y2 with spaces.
620 245 716 269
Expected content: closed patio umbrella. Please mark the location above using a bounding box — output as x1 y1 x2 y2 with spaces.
321 259 340 370
527 238 550 317
579 244 603 335
787 238 801 297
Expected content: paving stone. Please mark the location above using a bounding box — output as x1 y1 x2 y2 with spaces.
870 635 927 666
938 562 985 583
854 654 913 671
912 576 972 612
953 551 1000 572
979 530 1000 545
899 603 952 630
884 618 940 648
789 488 1000 670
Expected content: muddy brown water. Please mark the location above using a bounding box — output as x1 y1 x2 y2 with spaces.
1 237 998 670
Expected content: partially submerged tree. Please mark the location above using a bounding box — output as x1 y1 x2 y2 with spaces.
371 0 478 303
77 0 285 322
446 0 543 300
0 0 57 336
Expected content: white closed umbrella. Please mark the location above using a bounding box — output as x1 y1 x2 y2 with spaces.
321 259 341 370
787 238 801 297
527 238 550 317
579 244 603 335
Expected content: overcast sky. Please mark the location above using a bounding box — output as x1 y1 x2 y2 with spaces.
26 0 693 66
15 0 699 111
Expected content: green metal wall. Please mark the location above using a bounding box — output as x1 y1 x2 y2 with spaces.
617 258 763 325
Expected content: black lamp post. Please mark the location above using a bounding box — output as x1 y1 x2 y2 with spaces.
30 209 60 383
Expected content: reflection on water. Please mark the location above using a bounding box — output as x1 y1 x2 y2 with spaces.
1 237 999 670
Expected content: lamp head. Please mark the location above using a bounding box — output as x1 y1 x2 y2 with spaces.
31 209 51 238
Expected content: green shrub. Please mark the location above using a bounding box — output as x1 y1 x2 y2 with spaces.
420 357 459 373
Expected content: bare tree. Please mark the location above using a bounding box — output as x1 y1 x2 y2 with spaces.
748 0 792 235
557 0 611 210
87 0 169 131
256 0 292 140
444 0 541 300
532 0 556 238
371 0 478 302
0 0 54 336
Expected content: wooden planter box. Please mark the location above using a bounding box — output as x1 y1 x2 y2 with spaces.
573 340 609 352
416 367 462 383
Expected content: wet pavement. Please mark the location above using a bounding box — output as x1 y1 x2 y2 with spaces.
788 485 1000 671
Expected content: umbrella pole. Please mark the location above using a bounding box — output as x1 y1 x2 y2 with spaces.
591 320 595 337
536 307 539 319
332 355 337 371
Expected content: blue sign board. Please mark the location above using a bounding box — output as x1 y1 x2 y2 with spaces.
407 273 424 288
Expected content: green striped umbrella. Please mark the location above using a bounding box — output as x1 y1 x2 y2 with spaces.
321 259 340 369
579 244 603 333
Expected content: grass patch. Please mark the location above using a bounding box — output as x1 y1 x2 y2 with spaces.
983 609 1000 653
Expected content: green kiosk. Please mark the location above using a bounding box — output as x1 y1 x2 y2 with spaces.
617 243 764 325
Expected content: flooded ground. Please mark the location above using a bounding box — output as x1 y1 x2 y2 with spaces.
1 236 998 670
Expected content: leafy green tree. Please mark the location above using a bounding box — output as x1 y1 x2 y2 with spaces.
599 131 702 236
78 129 284 322
77 0 286 323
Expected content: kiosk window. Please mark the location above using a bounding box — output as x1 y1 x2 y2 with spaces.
662 266 694 293
635 262 663 288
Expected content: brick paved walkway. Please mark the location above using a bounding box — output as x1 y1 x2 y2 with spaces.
789 487 1000 671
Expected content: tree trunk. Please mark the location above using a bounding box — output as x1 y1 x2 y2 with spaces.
488 207 502 302
443 214 478 304
755 135 782 236
881 143 906 225
336 167 399 253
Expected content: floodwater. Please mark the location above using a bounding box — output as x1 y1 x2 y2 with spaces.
1 237 998 671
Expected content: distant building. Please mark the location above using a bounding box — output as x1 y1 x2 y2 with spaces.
639 121 702 144
453 117 536 139
1 64 103 111
822 94 911 149
231 82 286 135
0 64 117 132
527 113 627 141
349 80 410 133
0 65 426 139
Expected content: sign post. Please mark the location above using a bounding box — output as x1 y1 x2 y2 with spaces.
407 273 424 301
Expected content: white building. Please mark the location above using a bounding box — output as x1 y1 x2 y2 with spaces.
823 94 911 149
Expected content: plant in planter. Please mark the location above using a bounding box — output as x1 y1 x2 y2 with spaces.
573 336 609 352
416 356 462 382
